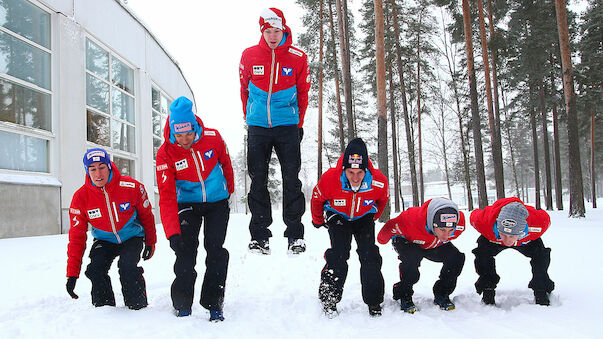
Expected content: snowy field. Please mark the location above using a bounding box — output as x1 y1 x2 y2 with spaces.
0 202 600 338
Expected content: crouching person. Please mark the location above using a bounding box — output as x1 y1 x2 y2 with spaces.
470 197 554 306
311 138 389 318
156 96 234 321
378 198 466 313
66 148 157 310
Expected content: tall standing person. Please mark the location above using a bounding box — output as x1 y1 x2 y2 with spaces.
66 148 156 310
156 96 234 322
239 8 311 255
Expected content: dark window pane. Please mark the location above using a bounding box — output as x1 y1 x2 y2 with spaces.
113 156 134 177
112 120 135 153
111 57 133 94
86 109 110 146
0 77 50 130
86 73 109 113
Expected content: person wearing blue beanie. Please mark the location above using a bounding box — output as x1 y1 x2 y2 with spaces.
168 96 201 145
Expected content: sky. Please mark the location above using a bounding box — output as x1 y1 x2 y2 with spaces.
125 0 307 157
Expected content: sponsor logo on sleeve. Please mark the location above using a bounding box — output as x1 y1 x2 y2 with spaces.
156 164 168 171
204 149 214 160
119 202 131 212
456 225 465 231
119 181 135 188
175 159 188 171
281 67 293 76
204 130 216 136
528 227 542 233
363 199 375 206
143 199 150 208
288 48 303 57
334 199 346 206
372 180 384 188
70 208 81 215
413 240 426 245
87 208 101 219
253 65 264 75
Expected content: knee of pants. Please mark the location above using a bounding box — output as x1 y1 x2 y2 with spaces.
206 248 229 264
358 245 382 267
119 266 143 277
325 248 351 265
448 251 466 267
85 260 110 279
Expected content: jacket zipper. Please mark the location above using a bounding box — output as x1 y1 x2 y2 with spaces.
190 149 207 202
267 49 276 128
102 187 122 244
350 192 357 219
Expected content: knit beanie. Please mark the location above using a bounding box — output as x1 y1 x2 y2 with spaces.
83 148 111 175
497 202 529 236
426 197 459 233
259 8 286 32
343 138 369 171
168 96 199 144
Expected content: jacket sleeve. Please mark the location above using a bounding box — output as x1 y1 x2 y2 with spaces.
526 206 551 235
377 213 404 244
296 53 311 128
469 208 488 234
217 131 234 195
373 181 390 221
156 150 180 239
310 179 328 225
66 190 89 278
135 182 157 246
239 53 250 119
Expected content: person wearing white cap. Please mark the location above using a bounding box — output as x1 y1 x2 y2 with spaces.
470 197 555 306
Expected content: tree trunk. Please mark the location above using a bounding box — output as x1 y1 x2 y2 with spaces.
477 0 504 199
549 53 564 210
462 0 489 208
529 82 542 209
417 10 425 205
336 0 355 140
374 0 390 221
501 86 520 197
487 0 503 144
592 111 597 208
388 67 401 213
391 0 419 206
538 78 553 210
317 0 324 180
554 0 585 217
328 1 346 154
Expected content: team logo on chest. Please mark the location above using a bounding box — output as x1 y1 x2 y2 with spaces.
88 208 101 219
253 65 264 75
363 199 375 206
175 159 188 171
334 199 346 206
119 202 131 212
204 149 214 160
281 67 293 76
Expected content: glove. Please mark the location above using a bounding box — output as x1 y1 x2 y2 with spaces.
66 277 78 299
169 234 187 253
142 244 155 260
299 127 304 141
325 212 345 228
312 221 328 229
392 236 412 248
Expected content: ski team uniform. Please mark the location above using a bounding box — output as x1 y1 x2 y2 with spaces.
239 21 310 242
156 115 234 313
311 156 389 309
378 199 466 301
470 197 554 295
67 164 156 308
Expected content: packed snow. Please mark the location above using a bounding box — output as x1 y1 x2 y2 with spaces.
0 202 600 338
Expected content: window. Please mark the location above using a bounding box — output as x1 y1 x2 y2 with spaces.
0 0 51 173
85 38 136 177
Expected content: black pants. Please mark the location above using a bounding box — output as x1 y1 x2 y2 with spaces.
85 236 146 308
472 235 555 293
391 239 465 299
247 125 304 241
319 214 384 307
171 199 229 312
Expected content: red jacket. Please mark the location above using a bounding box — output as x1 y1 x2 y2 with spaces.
470 197 550 246
377 199 466 249
156 116 234 239
239 26 310 128
67 165 156 277
311 155 389 225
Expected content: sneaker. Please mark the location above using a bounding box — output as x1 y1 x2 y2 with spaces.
434 295 455 311
323 303 339 318
175 309 192 317
209 310 225 322
248 239 270 255
534 291 550 306
127 303 147 310
368 304 382 317
400 297 417 314
288 238 306 254
482 289 496 305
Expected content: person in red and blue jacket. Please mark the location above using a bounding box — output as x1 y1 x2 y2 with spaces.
377 198 466 313
66 148 157 310
156 96 234 321
239 8 311 255
470 197 554 306
311 138 389 317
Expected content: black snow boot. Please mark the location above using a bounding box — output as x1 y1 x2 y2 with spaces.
482 289 496 305
534 291 550 306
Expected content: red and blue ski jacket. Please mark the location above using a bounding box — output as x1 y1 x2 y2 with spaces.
470 197 550 247
156 115 234 239
239 26 311 128
67 164 157 277
377 199 466 249
311 154 389 225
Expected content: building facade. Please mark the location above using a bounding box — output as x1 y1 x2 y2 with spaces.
0 0 195 238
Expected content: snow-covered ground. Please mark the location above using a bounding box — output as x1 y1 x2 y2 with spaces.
1 203 600 338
